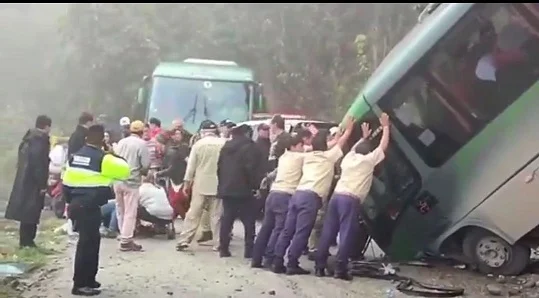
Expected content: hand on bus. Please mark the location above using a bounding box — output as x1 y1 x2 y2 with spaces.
361 122 372 139
380 113 390 128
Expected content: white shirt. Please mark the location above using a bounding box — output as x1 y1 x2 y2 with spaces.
334 147 385 201
49 144 67 175
139 183 174 220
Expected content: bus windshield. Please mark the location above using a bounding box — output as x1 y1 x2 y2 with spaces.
148 76 251 133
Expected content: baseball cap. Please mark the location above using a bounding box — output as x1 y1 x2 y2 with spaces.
200 120 218 130
130 120 145 133
220 119 236 129
119 116 131 126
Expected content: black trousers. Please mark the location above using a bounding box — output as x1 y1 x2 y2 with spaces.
219 197 256 253
19 222 37 247
72 207 101 288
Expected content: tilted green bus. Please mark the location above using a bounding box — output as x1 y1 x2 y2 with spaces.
135 58 265 133
346 3 539 275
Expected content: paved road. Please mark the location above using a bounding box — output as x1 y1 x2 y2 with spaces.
22 221 498 298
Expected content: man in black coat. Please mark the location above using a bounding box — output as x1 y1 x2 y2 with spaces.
217 124 263 258
5 115 52 248
68 112 94 158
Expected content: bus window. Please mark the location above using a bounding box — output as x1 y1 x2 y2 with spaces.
379 76 471 167
431 4 539 124
380 3 539 167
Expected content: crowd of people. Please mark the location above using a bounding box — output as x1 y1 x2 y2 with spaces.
3 110 392 296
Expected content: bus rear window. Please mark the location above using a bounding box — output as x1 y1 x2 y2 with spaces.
379 3 539 167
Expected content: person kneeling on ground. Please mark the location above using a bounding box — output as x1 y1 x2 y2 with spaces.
100 200 119 238
138 172 175 235
315 114 390 280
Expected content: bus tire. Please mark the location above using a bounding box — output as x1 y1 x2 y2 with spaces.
462 228 530 275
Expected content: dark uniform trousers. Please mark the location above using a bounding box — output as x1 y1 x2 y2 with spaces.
19 222 38 247
70 202 102 288
219 197 256 255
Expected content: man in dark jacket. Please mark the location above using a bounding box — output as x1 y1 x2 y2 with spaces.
68 112 94 157
5 115 52 248
217 124 262 258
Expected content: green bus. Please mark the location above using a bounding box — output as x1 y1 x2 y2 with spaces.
135 58 265 133
346 3 539 275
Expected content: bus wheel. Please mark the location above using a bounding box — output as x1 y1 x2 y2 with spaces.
462 229 530 275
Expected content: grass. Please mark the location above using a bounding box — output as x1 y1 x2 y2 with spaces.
0 214 66 298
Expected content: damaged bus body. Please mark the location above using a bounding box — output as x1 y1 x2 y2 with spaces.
347 3 539 275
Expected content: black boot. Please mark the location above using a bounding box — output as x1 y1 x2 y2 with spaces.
286 265 310 275
272 258 286 274
219 249 232 258
71 287 101 296
315 267 326 277
334 261 352 281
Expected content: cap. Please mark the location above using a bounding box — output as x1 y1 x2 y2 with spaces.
119 116 131 126
200 120 218 130
220 119 236 128
258 123 270 131
130 120 145 133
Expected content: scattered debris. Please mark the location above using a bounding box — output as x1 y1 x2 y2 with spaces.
486 284 502 296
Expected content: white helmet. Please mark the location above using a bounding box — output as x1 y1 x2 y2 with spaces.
119 116 131 126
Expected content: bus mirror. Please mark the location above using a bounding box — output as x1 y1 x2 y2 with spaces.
142 75 150 84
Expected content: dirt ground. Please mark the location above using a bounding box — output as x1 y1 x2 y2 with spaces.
18 221 532 298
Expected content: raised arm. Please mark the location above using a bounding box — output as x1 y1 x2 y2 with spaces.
350 122 372 151
336 116 356 149
377 113 391 152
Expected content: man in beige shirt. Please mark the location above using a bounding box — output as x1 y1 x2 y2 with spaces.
272 117 355 275
315 113 390 281
251 134 305 269
176 120 225 251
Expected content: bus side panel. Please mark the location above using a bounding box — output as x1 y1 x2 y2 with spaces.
463 156 539 244
389 81 539 258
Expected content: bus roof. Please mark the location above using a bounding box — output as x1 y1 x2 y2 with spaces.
347 3 473 119
153 61 255 82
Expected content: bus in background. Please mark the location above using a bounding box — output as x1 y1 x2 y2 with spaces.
345 3 539 275
134 58 266 133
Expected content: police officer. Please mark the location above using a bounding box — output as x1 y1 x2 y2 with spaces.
63 124 130 296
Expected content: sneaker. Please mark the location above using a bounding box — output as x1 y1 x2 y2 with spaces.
88 281 101 289
119 241 143 252
71 287 101 296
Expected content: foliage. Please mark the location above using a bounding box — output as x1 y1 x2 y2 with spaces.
60 3 421 120
0 4 423 197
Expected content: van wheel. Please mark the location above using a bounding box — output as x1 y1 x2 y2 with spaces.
462 228 530 275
